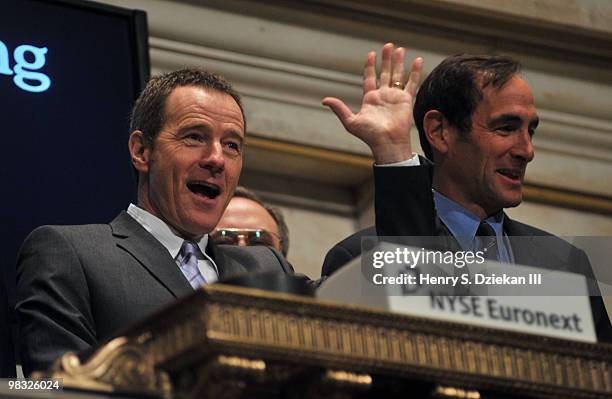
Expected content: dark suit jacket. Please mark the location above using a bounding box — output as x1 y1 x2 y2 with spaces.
322 164 612 342
322 164 436 278
16 211 293 375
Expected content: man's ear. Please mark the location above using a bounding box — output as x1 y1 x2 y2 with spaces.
128 130 150 173
423 110 451 157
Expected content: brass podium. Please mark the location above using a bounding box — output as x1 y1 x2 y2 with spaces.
38 284 611 398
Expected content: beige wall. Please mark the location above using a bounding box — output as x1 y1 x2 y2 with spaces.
440 0 612 34
277 204 357 279
99 0 612 276
507 202 612 236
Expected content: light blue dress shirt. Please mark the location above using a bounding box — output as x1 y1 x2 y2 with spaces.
378 154 515 263
433 191 514 263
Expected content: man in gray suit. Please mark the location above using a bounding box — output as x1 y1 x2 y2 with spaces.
16 68 293 375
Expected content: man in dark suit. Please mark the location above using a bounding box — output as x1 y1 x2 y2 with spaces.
322 163 434 278
322 44 611 341
16 68 293 375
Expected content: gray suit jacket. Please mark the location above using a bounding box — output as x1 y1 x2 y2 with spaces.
16 211 293 374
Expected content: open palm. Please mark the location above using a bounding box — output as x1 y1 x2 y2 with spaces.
323 43 423 164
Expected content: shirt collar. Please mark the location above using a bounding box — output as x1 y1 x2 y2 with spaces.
433 191 505 250
126 203 209 259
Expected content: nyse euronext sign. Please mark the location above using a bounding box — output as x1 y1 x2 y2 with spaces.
0 39 51 93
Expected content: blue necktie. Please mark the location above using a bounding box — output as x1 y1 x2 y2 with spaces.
177 241 207 289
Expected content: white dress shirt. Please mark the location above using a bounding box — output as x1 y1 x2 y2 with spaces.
127 203 219 284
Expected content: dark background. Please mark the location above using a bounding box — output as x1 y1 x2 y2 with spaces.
0 0 149 304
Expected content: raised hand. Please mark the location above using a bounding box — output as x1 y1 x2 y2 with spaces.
322 43 423 164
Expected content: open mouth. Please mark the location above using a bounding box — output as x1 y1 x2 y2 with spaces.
187 181 220 199
497 168 522 182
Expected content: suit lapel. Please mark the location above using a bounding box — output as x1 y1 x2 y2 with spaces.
110 211 192 298
504 217 529 265
435 218 463 252
438 212 550 268
207 240 248 280
503 216 552 269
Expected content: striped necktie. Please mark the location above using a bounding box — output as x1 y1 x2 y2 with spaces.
177 241 207 289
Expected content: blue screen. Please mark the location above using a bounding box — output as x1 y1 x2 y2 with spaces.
0 0 148 301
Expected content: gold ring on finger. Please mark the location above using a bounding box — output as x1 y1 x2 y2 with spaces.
391 81 404 89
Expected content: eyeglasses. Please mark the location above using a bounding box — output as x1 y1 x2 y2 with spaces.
211 228 279 247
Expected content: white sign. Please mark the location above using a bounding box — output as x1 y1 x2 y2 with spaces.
317 243 596 343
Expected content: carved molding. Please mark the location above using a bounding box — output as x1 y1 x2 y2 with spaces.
148 36 612 162
35 285 612 398
34 336 173 397
132 285 612 397
96 0 612 206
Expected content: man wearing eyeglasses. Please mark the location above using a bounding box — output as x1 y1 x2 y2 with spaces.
213 186 290 257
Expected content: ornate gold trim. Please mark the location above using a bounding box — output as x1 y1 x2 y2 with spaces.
43 285 612 398
33 336 172 397
324 370 372 386
434 385 481 399
217 355 266 371
121 284 612 398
